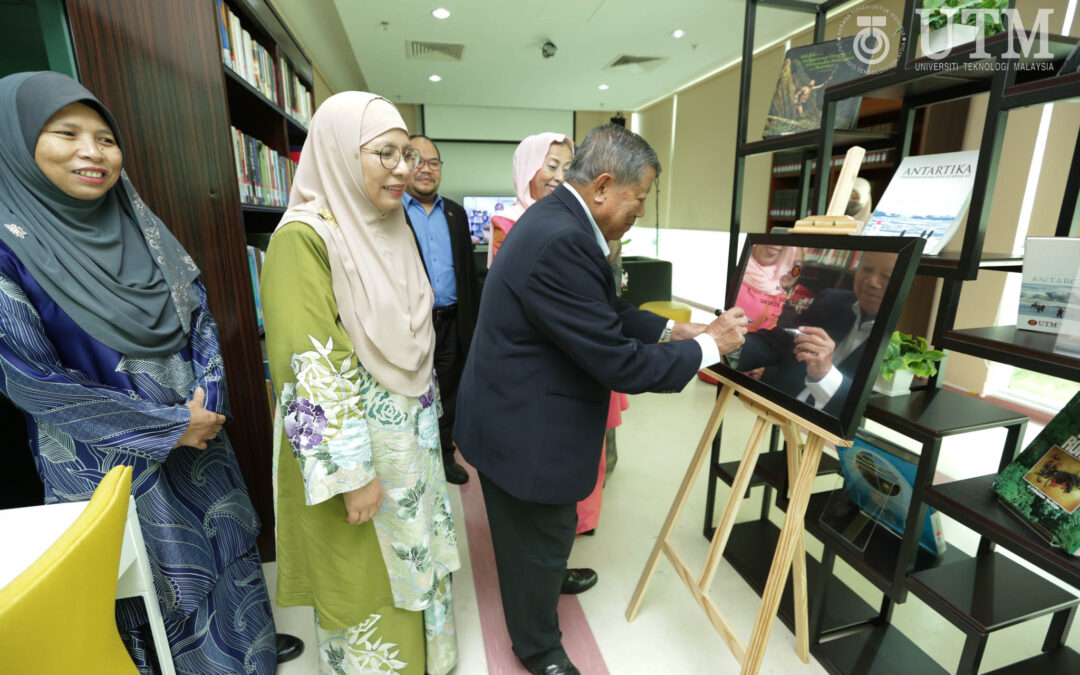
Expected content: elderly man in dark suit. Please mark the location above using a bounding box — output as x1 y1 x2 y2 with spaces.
736 250 897 414
403 134 481 485
454 124 748 675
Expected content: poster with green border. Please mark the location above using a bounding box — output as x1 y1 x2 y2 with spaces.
992 391 1080 555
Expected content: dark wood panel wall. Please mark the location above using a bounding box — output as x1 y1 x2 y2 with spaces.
65 0 275 560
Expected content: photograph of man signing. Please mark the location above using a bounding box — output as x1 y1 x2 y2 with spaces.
732 248 898 415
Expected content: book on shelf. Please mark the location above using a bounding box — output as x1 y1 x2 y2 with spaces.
771 149 892 175
762 36 868 138
831 429 947 555
1057 273 1080 358
279 55 313 126
230 126 297 207
1017 237 1080 334
769 189 799 218
992 391 1080 556
217 0 279 104
246 245 265 333
862 150 979 256
989 393 1080 557
803 247 858 271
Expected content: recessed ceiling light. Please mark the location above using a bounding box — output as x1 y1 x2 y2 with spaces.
598 84 610 90
429 74 442 82
671 29 685 39
432 8 451 19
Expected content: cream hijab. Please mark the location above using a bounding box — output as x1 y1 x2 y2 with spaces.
275 92 434 397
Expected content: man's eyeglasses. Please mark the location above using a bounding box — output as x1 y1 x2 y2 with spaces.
417 157 442 170
361 145 421 171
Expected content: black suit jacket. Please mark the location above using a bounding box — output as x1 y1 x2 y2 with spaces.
737 289 867 415
454 185 703 504
405 196 481 354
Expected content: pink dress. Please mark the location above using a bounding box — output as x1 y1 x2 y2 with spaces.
576 392 628 533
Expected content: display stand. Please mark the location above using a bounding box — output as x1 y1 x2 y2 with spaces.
626 368 852 675
790 146 864 234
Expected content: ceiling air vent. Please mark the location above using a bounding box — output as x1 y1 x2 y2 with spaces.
604 54 667 73
406 40 465 61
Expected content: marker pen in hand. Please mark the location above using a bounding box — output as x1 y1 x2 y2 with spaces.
714 308 753 323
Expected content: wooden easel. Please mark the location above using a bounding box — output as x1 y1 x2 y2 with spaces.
626 370 851 674
626 153 867 672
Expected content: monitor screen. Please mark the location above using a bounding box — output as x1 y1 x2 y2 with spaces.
462 196 516 244
716 233 924 440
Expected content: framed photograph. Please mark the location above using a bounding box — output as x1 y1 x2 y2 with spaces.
716 233 925 440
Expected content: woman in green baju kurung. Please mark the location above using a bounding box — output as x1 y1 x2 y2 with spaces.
261 92 461 675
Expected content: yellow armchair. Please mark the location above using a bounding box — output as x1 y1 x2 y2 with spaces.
0 465 138 674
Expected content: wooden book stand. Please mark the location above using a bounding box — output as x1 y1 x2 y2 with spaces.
791 146 865 235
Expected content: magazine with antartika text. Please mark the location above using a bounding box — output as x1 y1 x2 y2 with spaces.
862 150 979 256
1017 237 1080 334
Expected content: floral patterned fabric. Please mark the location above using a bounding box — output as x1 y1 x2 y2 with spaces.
263 222 460 674
315 574 456 675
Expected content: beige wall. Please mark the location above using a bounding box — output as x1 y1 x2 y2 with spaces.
574 111 613 145
396 104 421 137
312 66 333 106
634 98 675 230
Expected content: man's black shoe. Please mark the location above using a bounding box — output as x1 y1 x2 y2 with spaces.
529 658 581 675
560 568 598 594
275 633 304 663
444 459 469 485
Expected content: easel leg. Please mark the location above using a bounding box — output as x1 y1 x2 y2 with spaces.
626 385 735 621
698 416 771 591
780 422 810 664
741 434 824 675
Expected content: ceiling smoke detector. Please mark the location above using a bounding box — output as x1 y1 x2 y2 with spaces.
604 54 667 74
405 40 466 61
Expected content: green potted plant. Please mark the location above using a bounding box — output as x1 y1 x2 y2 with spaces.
919 0 1009 57
874 332 946 396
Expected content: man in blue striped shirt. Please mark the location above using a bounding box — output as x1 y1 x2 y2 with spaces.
403 134 481 485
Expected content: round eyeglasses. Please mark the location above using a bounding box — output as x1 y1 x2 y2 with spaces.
361 145 421 171
417 157 442 170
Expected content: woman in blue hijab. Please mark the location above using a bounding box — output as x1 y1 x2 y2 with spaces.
0 71 276 673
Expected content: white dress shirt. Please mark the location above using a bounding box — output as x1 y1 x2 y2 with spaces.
799 300 874 409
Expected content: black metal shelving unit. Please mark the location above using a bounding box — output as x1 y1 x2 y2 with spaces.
710 1 1080 673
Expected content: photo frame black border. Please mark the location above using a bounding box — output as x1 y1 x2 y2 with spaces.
715 233 926 441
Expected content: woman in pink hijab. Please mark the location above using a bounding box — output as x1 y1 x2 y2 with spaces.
488 132 574 265
735 244 805 331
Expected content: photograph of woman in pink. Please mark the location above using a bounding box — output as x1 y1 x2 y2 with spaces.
488 132 574 266
735 244 808 331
